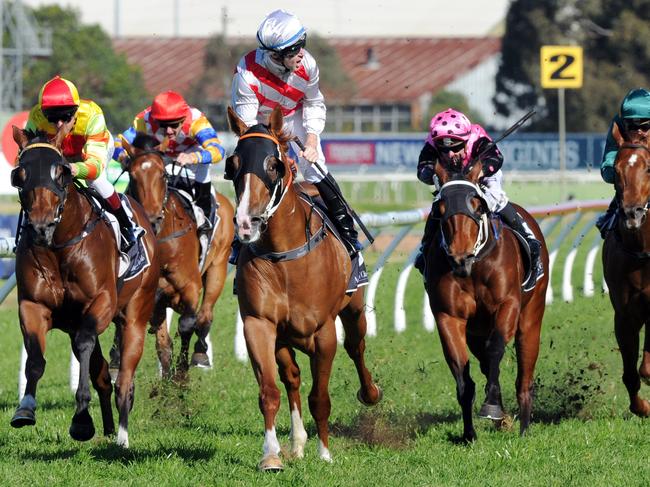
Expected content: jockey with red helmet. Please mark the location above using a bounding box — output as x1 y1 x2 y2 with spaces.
114 90 225 239
25 75 141 252
230 9 361 262
415 108 544 291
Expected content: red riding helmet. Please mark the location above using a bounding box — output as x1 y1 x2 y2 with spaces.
39 76 80 109
150 91 189 121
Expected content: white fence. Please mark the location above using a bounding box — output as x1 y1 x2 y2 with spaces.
1 199 609 397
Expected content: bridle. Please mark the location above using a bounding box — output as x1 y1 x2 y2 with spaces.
126 150 170 229
438 180 491 259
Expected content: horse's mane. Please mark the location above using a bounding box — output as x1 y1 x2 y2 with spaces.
132 133 161 151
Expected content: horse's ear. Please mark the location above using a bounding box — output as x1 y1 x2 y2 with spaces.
52 126 67 150
120 136 137 160
227 106 248 137
612 120 625 146
12 125 28 150
268 106 283 136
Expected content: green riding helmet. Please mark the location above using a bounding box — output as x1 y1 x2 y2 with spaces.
620 88 650 119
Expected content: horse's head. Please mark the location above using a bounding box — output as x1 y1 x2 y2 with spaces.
612 121 650 230
226 106 293 243
436 178 490 277
121 134 167 233
11 126 72 245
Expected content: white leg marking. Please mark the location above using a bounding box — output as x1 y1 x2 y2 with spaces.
263 427 281 457
290 407 308 458
116 425 129 448
318 439 332 462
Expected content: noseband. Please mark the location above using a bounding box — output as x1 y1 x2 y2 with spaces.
232 131 293 229
438 180 491 259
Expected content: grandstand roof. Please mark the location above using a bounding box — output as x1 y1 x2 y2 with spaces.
112 36 501 103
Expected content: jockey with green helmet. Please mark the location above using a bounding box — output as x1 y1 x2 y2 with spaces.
229 9 361 264
597 88 650 236
415 108 544 291
25 75 141 252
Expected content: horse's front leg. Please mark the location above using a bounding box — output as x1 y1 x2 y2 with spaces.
436 313 476 442
308 321 337 462
149 294 173 379
11 301 52 428
614 313 650 416
244 316 283 471
84 335 115 437
276 345 307 459
174 279 201 379
339 289 382 406
639 323 650 385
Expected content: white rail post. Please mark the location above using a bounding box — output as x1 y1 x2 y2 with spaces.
562 215 599 302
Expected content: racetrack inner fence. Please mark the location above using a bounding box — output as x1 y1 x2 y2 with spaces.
0 199 609 399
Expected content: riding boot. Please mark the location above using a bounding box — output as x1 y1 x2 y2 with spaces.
596 196 618 239
193 181 214 240
111 203 139 253
314 173 362 258
414 207 440 275
498 202 544 291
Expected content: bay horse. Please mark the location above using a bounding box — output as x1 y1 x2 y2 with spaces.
117 135 234 377
424 158 548 441
226 106 382 471
602 122 650 417
9 127 159 447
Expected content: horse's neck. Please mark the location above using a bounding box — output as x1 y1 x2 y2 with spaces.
262 189 312 251
55 186 92 239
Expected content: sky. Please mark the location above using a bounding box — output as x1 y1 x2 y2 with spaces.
22 0 510 38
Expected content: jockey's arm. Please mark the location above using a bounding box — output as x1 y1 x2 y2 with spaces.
231 72 260 127
181 117 225 165
301 59 326 139
600 118 620 184
113 126 138 163
473 137 503 177
417 143 438 185
72 112 110 179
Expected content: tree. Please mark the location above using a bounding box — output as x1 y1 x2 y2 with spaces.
494 0 650 132
23 5 149 132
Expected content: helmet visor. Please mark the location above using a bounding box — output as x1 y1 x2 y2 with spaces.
278 34 306 58
624 118 650 132
43 106 77 124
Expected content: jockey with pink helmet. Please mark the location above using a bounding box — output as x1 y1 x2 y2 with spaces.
415 108 544 291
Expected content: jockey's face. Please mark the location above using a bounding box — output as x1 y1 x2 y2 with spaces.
271 49 305 72
43 106 77 133
624 118 650 137
158 119 184 141
436 141 467 165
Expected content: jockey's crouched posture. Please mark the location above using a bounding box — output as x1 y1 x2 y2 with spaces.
26 76 141 252
597 88 650 237
415 108 544 291
113 90 225 242
229 9 361 264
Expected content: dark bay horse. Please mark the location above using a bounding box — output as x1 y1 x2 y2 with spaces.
226 106 382 471
10 127 159 447
424 159 548 441
118 135 234 377
602 122 650 417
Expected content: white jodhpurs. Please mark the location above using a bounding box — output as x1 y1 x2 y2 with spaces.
480 169 508 213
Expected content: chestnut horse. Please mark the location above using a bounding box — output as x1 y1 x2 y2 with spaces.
602 122 650 417
226 106 382 471
9 127 159 447
424 159 548 441
117 135 234 376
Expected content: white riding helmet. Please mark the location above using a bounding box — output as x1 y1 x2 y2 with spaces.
256 9 306 53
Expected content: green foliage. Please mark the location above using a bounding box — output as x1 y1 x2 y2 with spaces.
495 0 650 132
424 90 486 128
23 5 149 132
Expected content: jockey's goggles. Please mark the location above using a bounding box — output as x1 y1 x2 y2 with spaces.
624 118 650 131
158 118 184 129
43 106 77 124
434 138 466 153
278 35 306 58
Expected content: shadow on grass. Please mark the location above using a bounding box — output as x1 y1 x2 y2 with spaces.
87 443 217 464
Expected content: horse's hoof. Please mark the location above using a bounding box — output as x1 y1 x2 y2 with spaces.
190 352 211 369
10 407 36 428
69 411 96 442
478 403 505 420
258 454 284 472
629 398 650 417
109 367 119 384
357 384 383 406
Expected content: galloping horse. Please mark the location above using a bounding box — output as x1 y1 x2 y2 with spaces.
226 106 382 470
424 157 548 441
118 135 234 376
602 122 650 417
10 127 159 447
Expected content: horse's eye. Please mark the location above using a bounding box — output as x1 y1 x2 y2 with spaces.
10 167 25 189
264 156 285 182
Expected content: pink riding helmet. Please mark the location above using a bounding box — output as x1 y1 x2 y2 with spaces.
426 108 472 147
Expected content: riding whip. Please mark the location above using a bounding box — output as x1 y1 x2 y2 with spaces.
474 109 536 161
293 137 374 244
